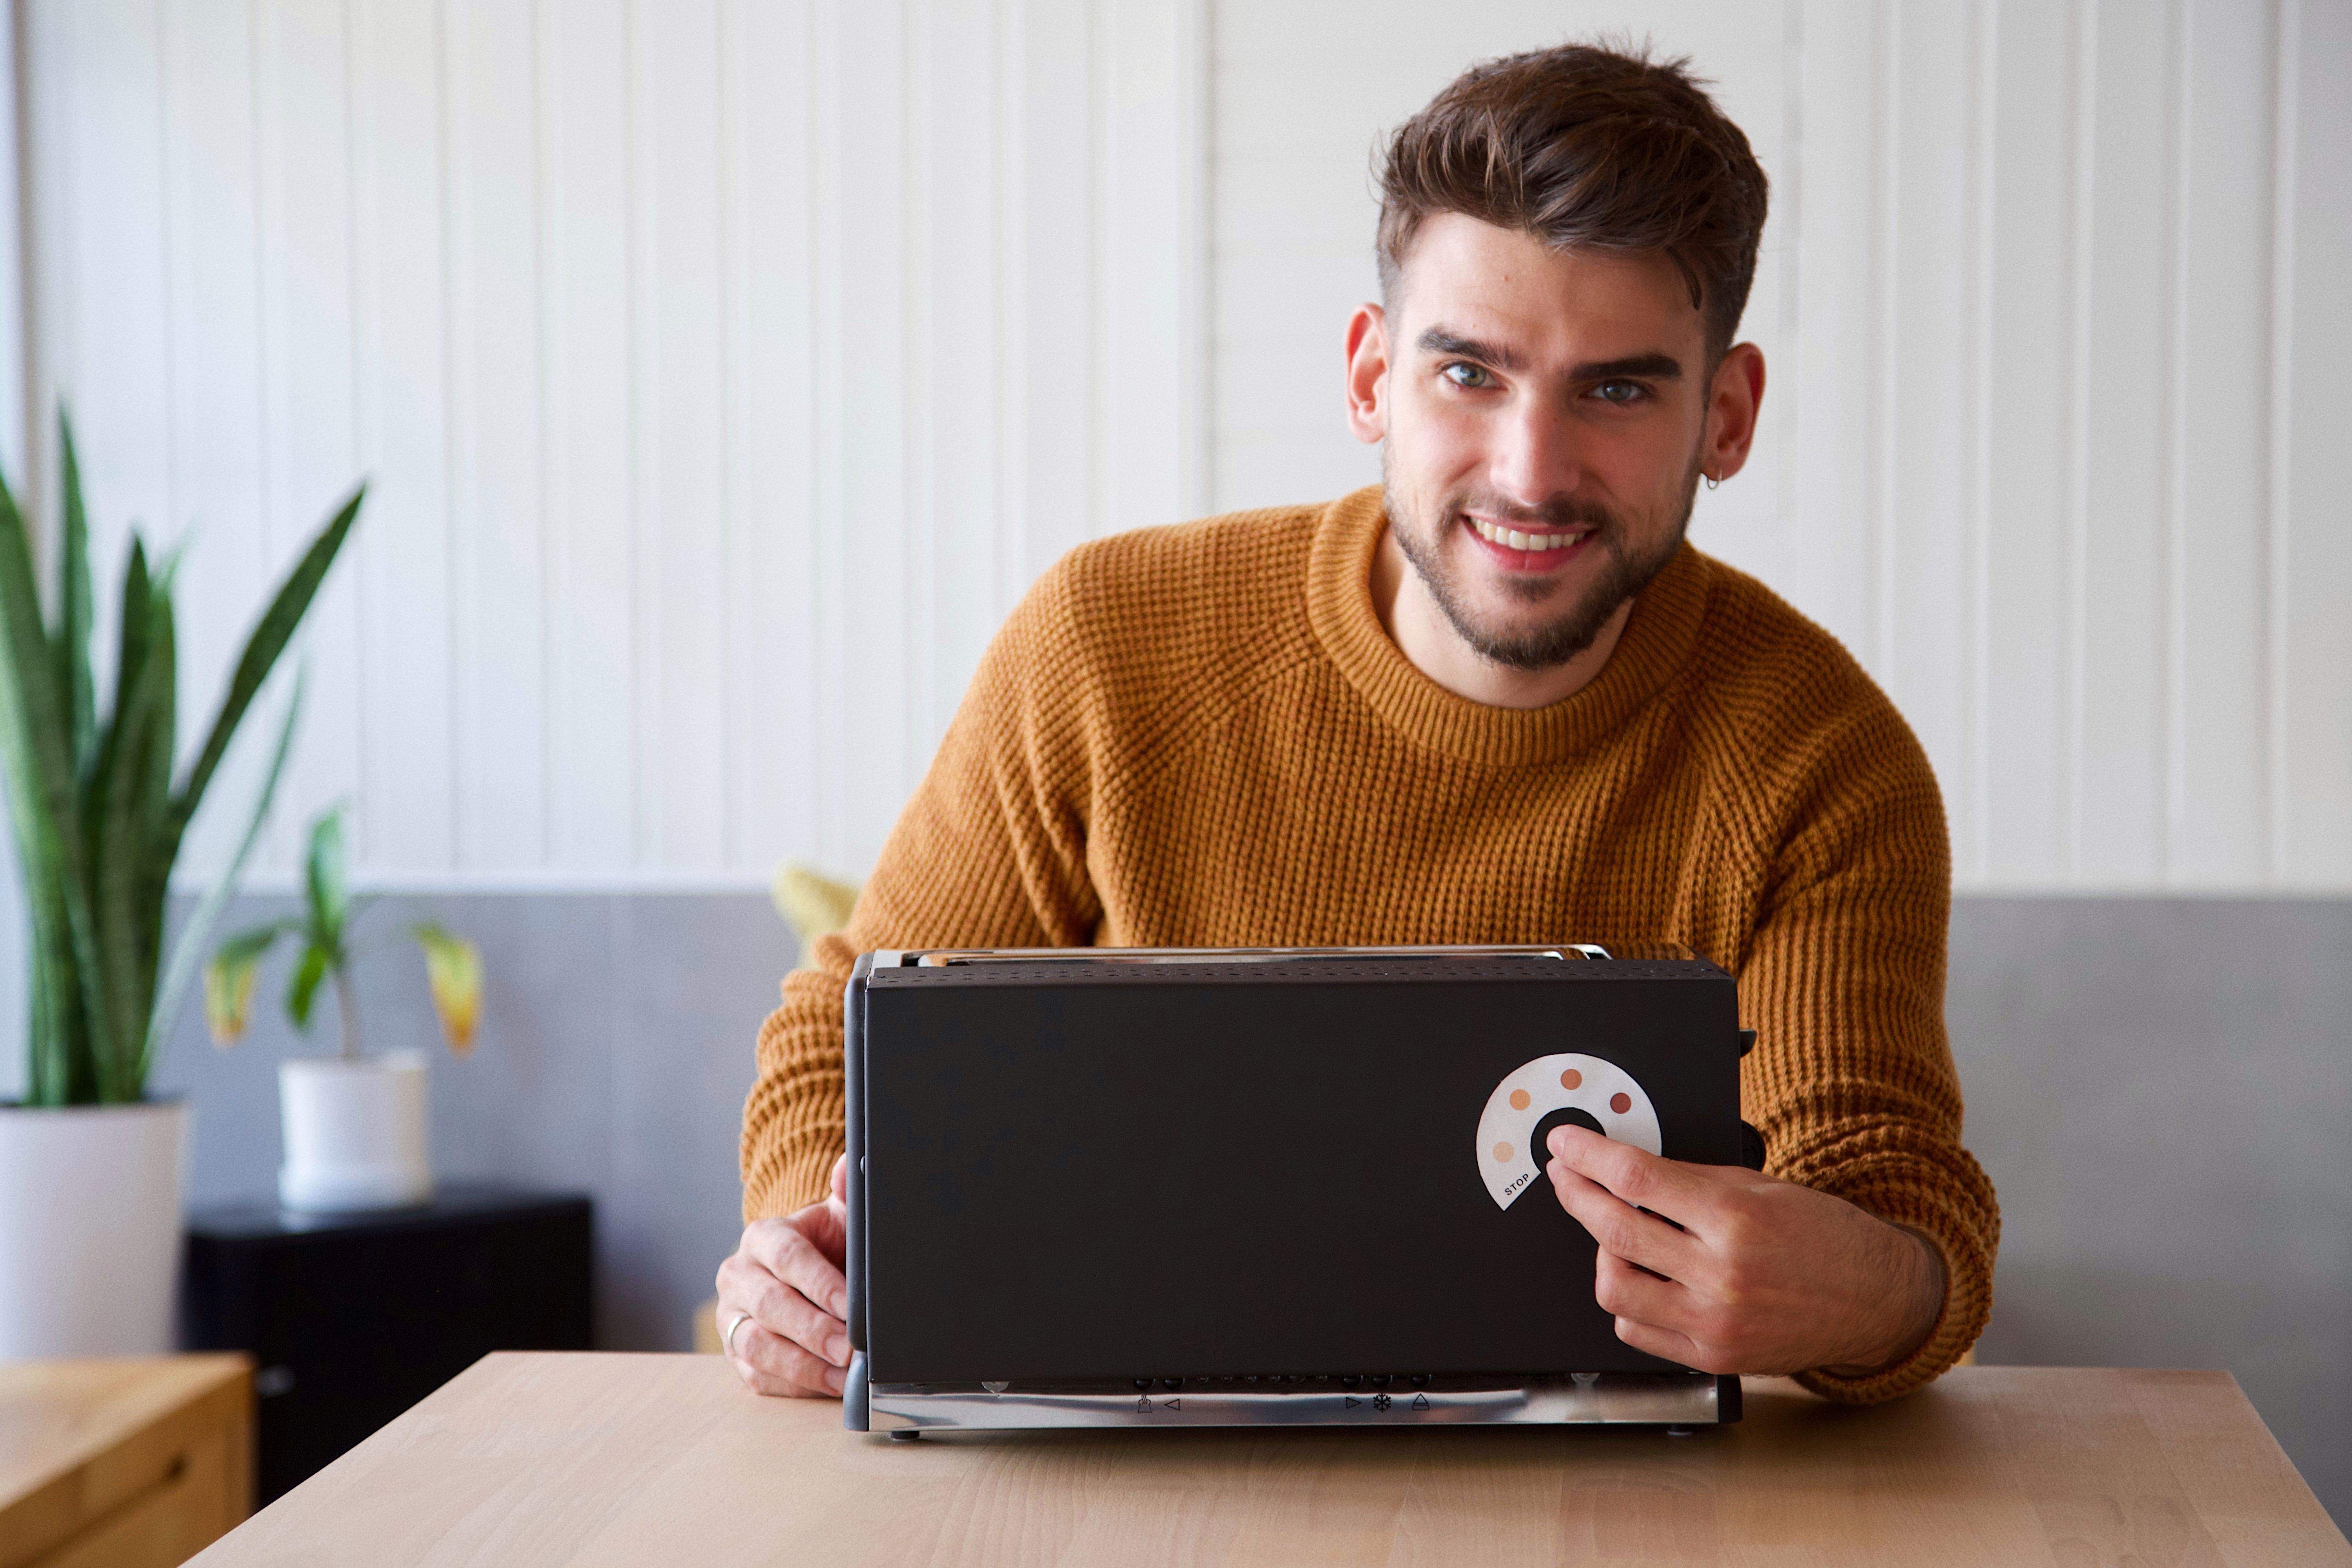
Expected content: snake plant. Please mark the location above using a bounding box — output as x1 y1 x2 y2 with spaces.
0 413 362 1105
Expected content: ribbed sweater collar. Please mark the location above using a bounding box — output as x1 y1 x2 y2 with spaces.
1305 485 1712 766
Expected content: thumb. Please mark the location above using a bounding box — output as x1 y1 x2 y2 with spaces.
830 1151 849 1209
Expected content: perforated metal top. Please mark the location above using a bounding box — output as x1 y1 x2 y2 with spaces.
864 945 1721 988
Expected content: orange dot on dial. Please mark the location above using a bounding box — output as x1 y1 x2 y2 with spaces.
1508 1089 1531 1111
1492 1141 1513 1163
1560 1068 1583 1090
1610 1091 1632 1114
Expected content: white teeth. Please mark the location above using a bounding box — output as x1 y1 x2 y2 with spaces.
1470 517 1584 552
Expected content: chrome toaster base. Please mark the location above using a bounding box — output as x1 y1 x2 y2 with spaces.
850 1357 1734 1431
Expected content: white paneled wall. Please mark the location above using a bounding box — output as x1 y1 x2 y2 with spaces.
14 0 2350 893
1215 0 2350 891
18 0 1205 888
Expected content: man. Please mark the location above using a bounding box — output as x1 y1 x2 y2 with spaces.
719 41 1998 1405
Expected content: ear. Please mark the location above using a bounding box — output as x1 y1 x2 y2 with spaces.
1345 303 1391 444
1701 342 1766 482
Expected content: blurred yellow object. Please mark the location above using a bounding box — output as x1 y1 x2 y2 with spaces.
771 862 860 951
203 946 262 1045
414 924 483 1056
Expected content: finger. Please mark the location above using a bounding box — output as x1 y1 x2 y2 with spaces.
745 1221 850 1320
719 1253 850 1365
1611 1314 1715 1373
733 1319 848 1398
830 1152 850 1207
1548 1159 1700 1279
1590 1245 1693 1334
1547 1125 1718 1223
794 1198 847 1259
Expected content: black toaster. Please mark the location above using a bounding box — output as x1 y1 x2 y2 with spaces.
841 944 1758 1434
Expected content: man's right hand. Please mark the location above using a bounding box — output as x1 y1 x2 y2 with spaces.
716 1152 851 1397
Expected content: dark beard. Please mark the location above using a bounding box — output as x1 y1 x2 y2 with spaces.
1381 448 1698 673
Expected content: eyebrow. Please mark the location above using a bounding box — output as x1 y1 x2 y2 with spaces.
1414 329 1684 383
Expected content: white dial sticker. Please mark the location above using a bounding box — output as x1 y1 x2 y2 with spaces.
1474 1053 1662 1210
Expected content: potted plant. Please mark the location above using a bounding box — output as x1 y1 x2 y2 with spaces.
205 804 481 1213
0 415 360 1359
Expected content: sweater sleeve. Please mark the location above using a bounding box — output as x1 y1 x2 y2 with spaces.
739 566 1106 1220
1733 695 2001 1404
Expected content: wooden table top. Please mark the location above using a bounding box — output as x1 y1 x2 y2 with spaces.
195 1353 2349 1566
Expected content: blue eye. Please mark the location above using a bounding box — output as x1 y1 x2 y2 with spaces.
1441 363 1493 390
1592 380 1646 404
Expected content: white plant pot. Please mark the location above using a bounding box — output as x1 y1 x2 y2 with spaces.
0 1098 189 1359
278 1052 433 1214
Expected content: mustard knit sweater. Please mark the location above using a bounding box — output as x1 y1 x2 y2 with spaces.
742 486 1999 1404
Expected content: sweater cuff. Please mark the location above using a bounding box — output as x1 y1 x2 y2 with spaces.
1792 1194 1993 1405
743 1119 846 1221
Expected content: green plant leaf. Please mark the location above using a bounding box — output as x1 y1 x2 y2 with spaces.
141 668 304 1082
82 538 150 817
202 923 287 1045
88 550 176 1097
166 483 363 847
0 433 114 1098
304 806 347 949
56 412 95 775
286 938 333 1031
0 468 78 1104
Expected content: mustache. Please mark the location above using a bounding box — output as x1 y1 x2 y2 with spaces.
1451 493 1621 531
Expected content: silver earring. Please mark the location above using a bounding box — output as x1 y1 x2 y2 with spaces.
1704 472 1721 490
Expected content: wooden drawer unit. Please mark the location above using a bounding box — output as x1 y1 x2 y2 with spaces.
0 1356 252 1568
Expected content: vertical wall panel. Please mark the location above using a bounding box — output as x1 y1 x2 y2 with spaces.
254 0 365 870
2172 0 2276 883
724 0 819 876
157 0 274 881
1097 0 1206 533
542 0 637 872
1877 0 1978 871
1981 0 2081 882
1786 0 1884 671
635 0 730 871
1011 0 1095 584
2277 0 2352 884
911 0 1002 762
2075 0 2178 882
446 0 547 871
57 0 171 650
820 0 912 875
350 0 456 871
0 2 24 1095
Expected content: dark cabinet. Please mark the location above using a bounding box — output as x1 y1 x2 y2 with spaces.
182 1185 593 1504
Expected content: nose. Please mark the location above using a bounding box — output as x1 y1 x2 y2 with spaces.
1488 396 1584 506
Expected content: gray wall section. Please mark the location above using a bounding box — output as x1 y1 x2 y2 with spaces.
147 892 2350 1528
1949 897 2352 1532
151 892 786 1356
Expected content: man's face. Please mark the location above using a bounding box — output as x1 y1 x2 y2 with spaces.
1347 215 1735 671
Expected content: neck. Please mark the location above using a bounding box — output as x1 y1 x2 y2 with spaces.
1369 524 1632 710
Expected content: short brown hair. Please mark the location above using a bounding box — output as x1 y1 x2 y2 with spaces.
1376 42 1768 360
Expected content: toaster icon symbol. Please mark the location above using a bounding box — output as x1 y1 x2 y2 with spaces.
1474 1054 1663 1210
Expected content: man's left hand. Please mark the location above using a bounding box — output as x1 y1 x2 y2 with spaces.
1545 1124 1944 1377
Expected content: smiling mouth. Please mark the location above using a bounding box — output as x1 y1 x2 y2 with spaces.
1468 517 1590 552
1463 514 1597 565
